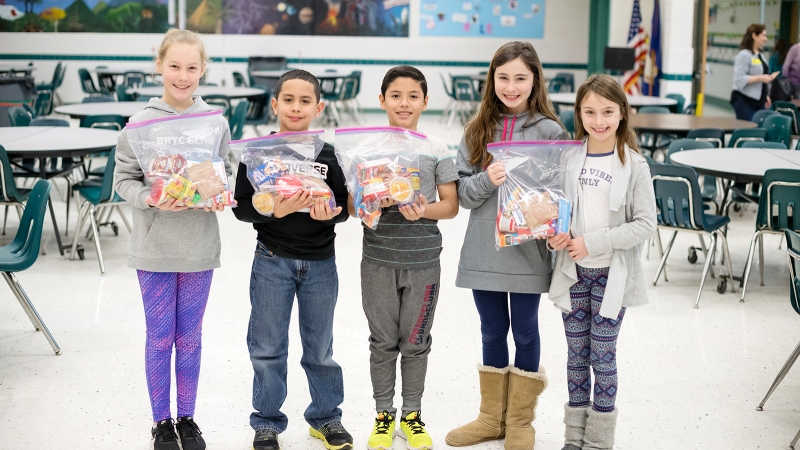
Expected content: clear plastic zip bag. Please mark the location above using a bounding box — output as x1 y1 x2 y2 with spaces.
487 140 583 250
125 110 234 208
229 130 335 216
334 126 425 229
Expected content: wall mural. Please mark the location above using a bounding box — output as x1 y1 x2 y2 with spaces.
0 0 409 36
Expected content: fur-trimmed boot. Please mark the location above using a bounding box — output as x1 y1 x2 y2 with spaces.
583 408 618 450
445 365 510 447
561 402 589 450
504 366 548 450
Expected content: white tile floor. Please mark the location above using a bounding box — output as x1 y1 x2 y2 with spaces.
1 109 799 450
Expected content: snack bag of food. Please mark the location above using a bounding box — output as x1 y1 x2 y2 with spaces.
229 130 334 216
334 126 425 229
487 140 583 250
125 110 234 208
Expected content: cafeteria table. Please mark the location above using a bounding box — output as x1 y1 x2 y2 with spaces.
550 92 677 108
0 127 119 256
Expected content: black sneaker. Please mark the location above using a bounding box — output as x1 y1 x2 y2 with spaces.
151 419 180 450
309 421 354 450
253 429 281 450
176 416 206 450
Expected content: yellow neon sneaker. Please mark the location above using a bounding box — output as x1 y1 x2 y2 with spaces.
367 411 395 450
396 411 432 450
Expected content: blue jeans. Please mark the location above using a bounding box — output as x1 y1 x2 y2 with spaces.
731 94 761 121
248 242 343 432
472 290 542 372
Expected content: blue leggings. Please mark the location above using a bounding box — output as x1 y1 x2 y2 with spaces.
472 290 542 372
138 270 213 422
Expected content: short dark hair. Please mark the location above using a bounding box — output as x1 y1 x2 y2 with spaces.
380 65 427 97
275 69 321 102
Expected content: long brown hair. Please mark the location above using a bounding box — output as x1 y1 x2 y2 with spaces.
740 23 766 51
464 41 561 167
573 74 639 165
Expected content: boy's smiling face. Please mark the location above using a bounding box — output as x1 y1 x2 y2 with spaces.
271 78 324 133
379 77 428 131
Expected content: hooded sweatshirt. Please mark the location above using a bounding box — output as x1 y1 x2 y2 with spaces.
114 97 232 272
455 112 569 294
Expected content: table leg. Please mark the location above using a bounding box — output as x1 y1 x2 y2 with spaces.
38 158 82 257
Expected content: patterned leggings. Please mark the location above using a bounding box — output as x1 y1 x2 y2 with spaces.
138 270 213 422
562 266 625 413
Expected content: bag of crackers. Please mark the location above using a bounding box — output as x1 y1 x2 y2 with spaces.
229 130 335 216
125 110 234 208
487 140 583 250
334 127 425 229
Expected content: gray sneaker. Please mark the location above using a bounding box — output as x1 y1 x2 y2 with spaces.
254 429 281 450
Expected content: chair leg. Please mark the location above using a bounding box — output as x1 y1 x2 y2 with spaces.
698 234 715 278
694 233 717 309
790 427 800 450
759 234 765 286
88 205 106 275
3 272 61 355
115 206 132 233
741 230 764 302
2 205 7 236
70 201 90 261
757 340 800 411
653 230 678 285
718 231 736 294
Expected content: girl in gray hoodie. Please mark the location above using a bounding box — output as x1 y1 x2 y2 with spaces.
113 30 231 450
446 41 568 450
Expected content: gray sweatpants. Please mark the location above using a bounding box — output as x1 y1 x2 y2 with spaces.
361 259 441 416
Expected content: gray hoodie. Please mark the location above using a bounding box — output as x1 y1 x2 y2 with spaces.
455 112 569 294
114 97 232 272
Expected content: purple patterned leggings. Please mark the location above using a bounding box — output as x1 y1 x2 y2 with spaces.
138 270 213 422
562 266 625 413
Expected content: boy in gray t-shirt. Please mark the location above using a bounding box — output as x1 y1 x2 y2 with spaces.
352 66 458 450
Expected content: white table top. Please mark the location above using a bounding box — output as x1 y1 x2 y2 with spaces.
55 102 147 119
94 67 153 76
669 148 800 182
0 126 119 157
549 92 677 107
0 64 35 73
250 69 347 78
131 86 265 99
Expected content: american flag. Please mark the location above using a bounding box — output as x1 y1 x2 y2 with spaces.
623 0 647 95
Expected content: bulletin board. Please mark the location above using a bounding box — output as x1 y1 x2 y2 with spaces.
419 0 545 38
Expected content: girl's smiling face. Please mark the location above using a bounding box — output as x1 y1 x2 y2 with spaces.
494 57 534 115
580 91 622 145
156 43 204 111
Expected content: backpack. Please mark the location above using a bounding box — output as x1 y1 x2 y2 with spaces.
771 78 793 101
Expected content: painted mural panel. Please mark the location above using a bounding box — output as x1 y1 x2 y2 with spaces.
0 0 170 32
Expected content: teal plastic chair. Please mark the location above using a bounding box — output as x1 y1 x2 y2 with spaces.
36 62 66 106
740 169 800 301
638 106 672 157
756 228 800 450
29 118 69 127
0 179 60 354
752 109 779 126
772 100 800 134
203 94 232 120
665 139 717 205
666 93 685 114
82 114 126 130
115 85 134 102
559 109 575 137
82 95 114 103
233 71 248 87
7 106 31 127
33 91 52 117
686 128 724 148
244 85 271 134
229 100 249 141
728 128 767 147
78 68 103 96
741 141 788 149
70 147 130 275
638 106 671 114
763 115 793 147
0 144 32 235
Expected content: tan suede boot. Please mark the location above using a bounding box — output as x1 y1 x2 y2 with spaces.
504 366 548 450
445 365 510 447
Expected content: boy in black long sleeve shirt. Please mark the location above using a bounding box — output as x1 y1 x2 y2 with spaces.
233 70 353 450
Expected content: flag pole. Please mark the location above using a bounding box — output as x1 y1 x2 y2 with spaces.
697 0 709 116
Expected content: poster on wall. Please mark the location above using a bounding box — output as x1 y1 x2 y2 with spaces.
0 0 408 36
419 0 544 38
0 0 170 33
221 0 408 36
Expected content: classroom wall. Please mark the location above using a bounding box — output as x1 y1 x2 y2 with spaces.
0 0 589 111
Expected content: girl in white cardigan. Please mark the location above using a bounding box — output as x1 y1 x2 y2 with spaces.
547 74 657 450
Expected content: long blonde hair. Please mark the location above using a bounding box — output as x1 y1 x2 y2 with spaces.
573 74 639 165
464 41 562 167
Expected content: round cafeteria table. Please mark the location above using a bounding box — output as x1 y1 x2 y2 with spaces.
0 127 119 256
54 102 222 120
630 114 756 137
0 64 35 76
249 69 346 78
131 86 265 99
549 92 677 108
